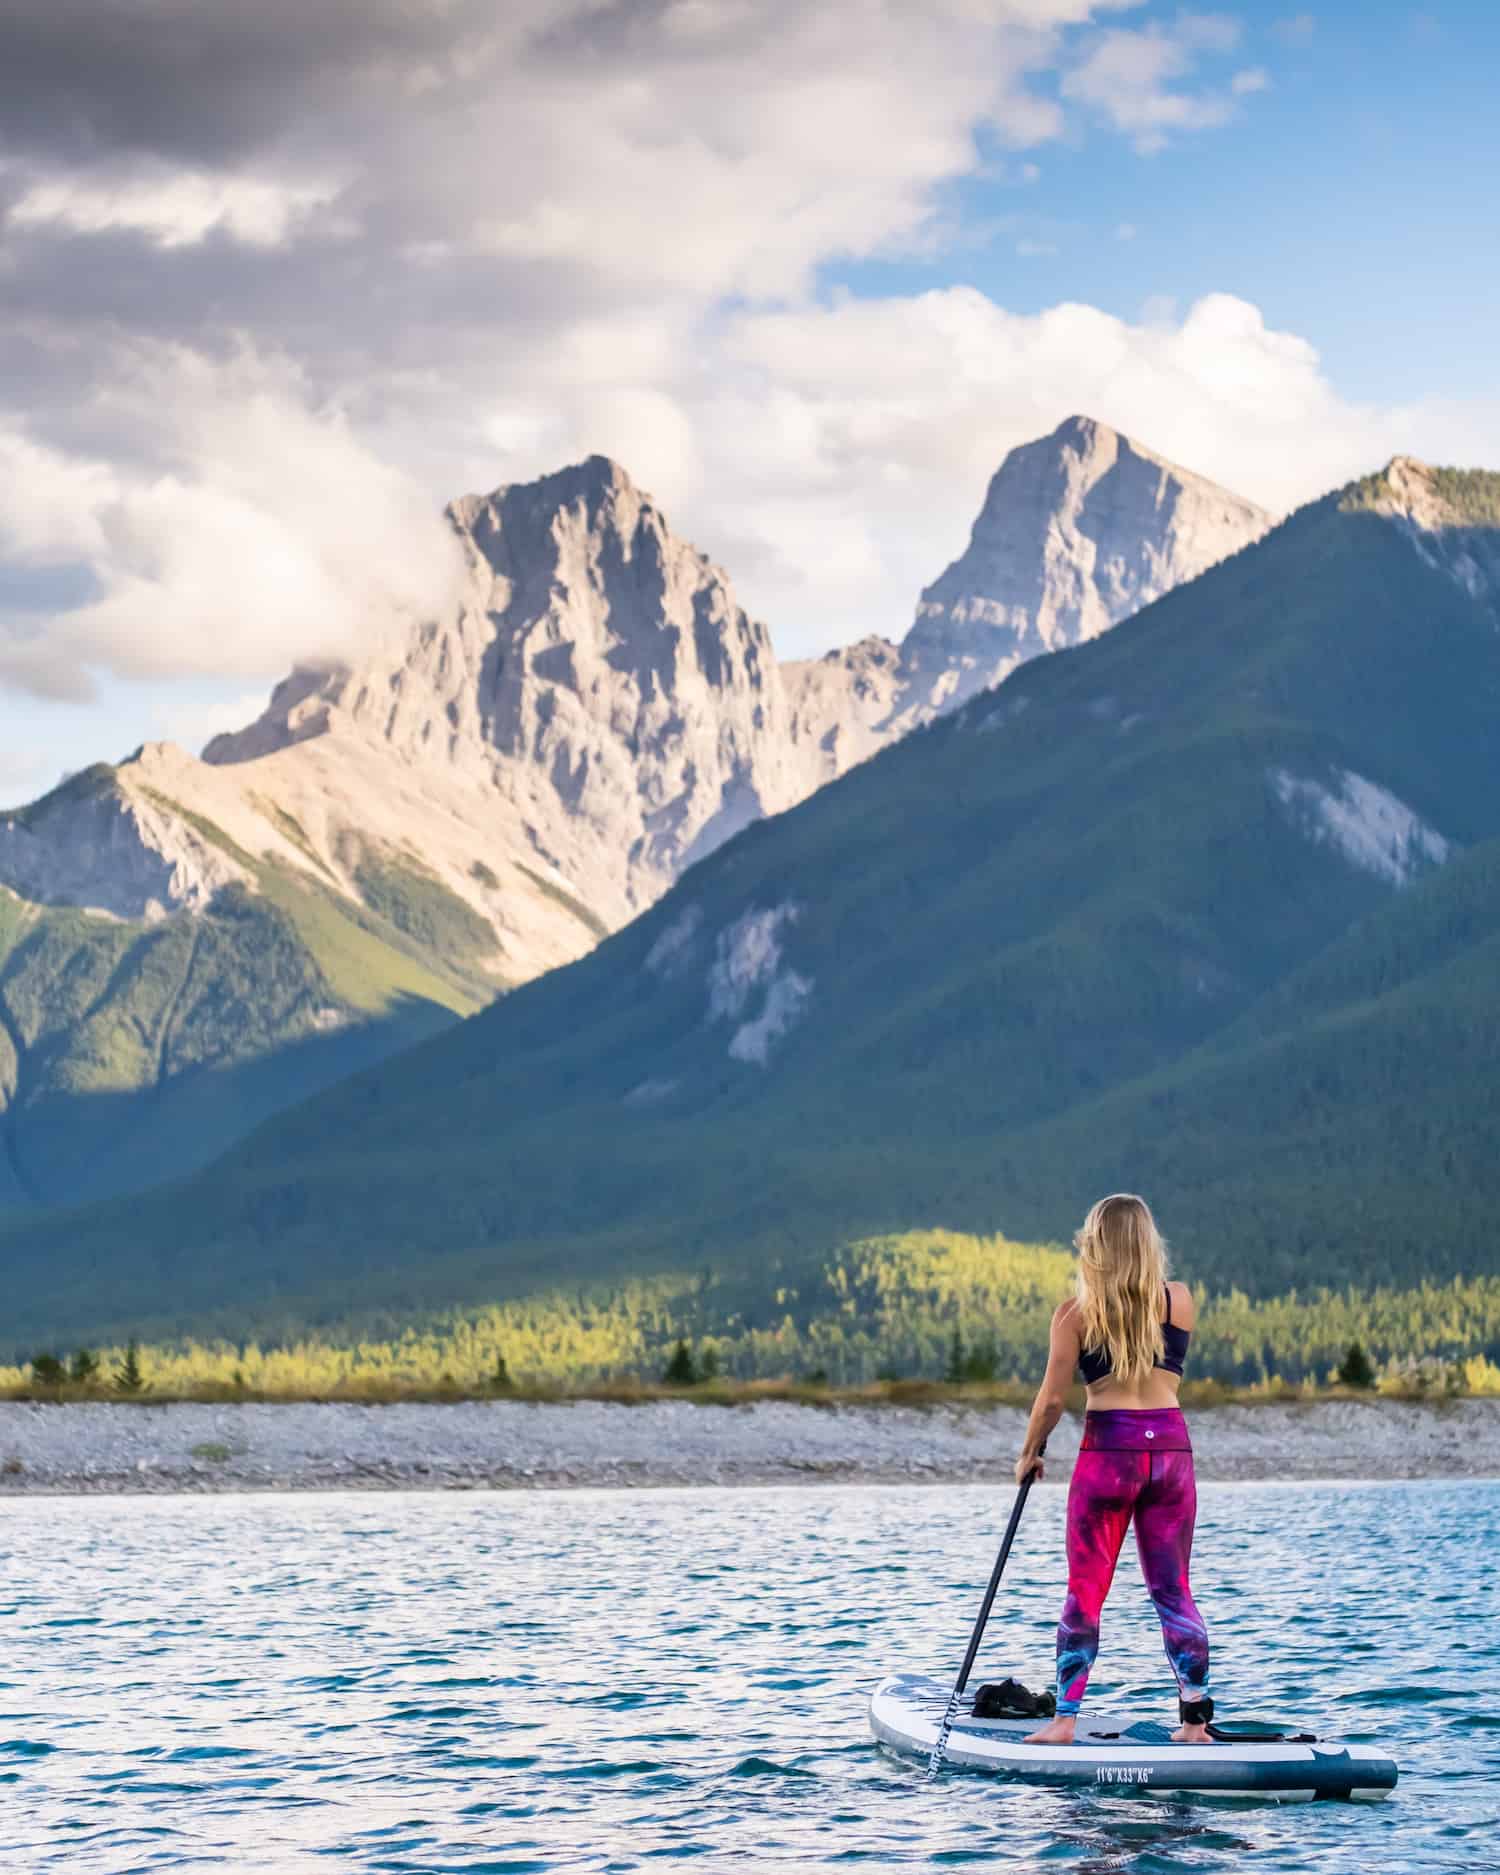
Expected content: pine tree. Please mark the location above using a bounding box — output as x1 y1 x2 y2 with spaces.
944 1325 965 1385
963 1335 999 1383
69 1349 100 1385
30 1353 65 1388
491 1353 515 1393
1336 1340 1376 1389
663 1339 699 1386
114 1340 145 1395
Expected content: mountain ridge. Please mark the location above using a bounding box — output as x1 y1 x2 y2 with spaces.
0 418 1272 1210
780 413 1274 761
4 458 1496 1341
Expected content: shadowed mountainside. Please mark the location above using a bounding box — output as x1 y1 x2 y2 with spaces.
4 457 1497 1344
0 420 1265 1211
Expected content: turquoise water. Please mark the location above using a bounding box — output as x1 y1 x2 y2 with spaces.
2 1481 1496 1872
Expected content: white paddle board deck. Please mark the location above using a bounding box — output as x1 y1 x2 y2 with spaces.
870 1673 1397 1800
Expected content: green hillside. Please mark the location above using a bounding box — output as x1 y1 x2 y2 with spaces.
0 833 495 1212
5 475 1500 1345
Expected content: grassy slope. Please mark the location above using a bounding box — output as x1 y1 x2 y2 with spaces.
0 838 497 1211
5 492 1500 1341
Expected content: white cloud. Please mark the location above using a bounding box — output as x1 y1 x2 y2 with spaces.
0 0 1488 735
9 168 340 249
433 7 1085 301
1062 13 1256 152
8 279 1491 694
159 688 284 756
0 430 116 563
576 287 1492 655
0 347 463 699
0 0 1177 713
6 2 1114 306
1231 66 1271 94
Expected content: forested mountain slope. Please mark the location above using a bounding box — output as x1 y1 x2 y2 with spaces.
1 423 1259 1212
6 458 1494 1345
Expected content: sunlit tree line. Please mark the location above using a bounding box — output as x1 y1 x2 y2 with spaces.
5 1230 1498 1398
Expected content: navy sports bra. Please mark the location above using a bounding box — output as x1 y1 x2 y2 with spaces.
1077 1284 1190 1387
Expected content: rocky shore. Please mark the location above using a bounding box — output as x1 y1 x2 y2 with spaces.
0 1397 1496 1494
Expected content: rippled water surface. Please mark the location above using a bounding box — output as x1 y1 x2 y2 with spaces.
3 1481 1496 1872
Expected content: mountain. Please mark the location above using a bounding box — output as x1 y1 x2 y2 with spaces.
4 454 1494 1345
787 415 1273 749
0 423 1265 1212
0 749 495 1208
0 456 802 1206
203 456 817 910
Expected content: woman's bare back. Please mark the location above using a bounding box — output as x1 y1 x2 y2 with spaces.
1072 1280 1196 1410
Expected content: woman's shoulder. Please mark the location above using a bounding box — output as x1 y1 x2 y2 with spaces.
1165 1279 1196 1328
1052 1295 1082 1334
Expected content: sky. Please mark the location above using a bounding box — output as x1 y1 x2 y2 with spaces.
1 0 1497 807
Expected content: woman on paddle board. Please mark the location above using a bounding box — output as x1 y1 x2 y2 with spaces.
1014 1193 1214 1746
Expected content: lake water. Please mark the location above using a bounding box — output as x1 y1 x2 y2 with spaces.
3 1481 1495 1872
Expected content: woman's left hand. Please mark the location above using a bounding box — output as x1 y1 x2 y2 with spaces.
1014 1451 1044 1485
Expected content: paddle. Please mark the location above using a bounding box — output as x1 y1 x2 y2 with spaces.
924 1457 1042 1782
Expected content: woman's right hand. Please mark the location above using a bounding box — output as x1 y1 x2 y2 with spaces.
1014 1451 1044 1486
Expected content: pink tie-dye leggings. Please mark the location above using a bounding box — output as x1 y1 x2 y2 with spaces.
1055 1408 1210 1717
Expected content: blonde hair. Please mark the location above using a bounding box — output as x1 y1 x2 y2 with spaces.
1074 1194 1169 1387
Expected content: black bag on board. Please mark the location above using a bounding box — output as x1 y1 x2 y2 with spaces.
971 1678 1056 1719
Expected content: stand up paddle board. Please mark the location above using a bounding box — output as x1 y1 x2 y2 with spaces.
870 1673 1398 1800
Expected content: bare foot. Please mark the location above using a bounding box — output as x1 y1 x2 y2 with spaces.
1171 1723 1213 1744
1025 1717 1077 1745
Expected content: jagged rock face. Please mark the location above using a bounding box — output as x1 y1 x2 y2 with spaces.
208 457 810 912
0 765 249 921
780 417 1273 746
781 636 905 787
899 415 1273 718
5 423 1273 994
9 427 1490 1222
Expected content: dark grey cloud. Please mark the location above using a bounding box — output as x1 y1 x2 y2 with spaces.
0 0 514 165
0 0 745 450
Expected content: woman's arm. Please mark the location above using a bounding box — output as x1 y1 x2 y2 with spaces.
1167 1279 1197 1329
1014 1300 1080 1484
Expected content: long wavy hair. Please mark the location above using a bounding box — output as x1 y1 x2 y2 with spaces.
1075 1194 1169 1387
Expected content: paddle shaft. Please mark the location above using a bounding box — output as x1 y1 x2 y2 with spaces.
924 1463 1040 1781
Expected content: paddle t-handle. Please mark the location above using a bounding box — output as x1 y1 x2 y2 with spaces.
924 1449 1043 1782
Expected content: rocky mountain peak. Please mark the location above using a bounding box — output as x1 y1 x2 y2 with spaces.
0 420 1338 1217
1343 458 1500 612
1052 412 1108 444
0 752 251 920
898 417 1274 715
453 453 648 561
1353 454 1500 526
207 454 808 916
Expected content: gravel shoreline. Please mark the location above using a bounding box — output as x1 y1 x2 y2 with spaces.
0 1398 1496 1494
